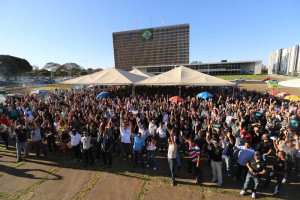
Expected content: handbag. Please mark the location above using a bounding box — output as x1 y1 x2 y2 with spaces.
67 141 72 149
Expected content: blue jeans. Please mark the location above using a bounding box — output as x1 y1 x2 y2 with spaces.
16 141 29 159
231 149 240 165
176 148 181 167
134 150 144 165
168 158 176 179
262 154 267 162
243 173 260 193
264 172 285 194
147 150 157 168
33 140 47 156
222 155 232 175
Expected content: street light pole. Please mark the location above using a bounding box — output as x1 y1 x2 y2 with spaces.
208 56 211 75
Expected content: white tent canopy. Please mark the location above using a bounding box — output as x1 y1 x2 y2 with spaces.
62 74 91 85
129 69 154 77
279 79 300 88
135 66 234 86
62 67 147 85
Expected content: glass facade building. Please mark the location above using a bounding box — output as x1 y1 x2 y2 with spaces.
133 60 262 75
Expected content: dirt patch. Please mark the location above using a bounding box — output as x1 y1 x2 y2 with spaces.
83 172 143 200
238 81 300 96
31 168 96 200
145 181 203 200
205 192 242 200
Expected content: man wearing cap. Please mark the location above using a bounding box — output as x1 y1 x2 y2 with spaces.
263 151 288 195
12 119 29 161
240 151 267 199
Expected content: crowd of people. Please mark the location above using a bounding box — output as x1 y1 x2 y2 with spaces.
0 85 300 199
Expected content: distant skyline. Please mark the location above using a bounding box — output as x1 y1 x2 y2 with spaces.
1 0 300 69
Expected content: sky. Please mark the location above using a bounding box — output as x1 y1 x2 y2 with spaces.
0 0 300 69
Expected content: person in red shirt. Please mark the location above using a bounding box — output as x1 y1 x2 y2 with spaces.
240 127 252 142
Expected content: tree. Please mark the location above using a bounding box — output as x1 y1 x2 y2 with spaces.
43 62 61 76
55 70 68 77
79 70 88 75
59 63 83 76
87 68 93 74
91 68 103 73
0 55 32 80
39 69 51 77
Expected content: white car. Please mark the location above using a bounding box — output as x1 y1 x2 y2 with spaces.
235 78 246 81
265 79 279 84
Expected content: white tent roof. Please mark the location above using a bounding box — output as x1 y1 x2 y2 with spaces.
135 66 234 86
279 79 300 88
62 75 91 85
129 69 154 77
62 67 147 85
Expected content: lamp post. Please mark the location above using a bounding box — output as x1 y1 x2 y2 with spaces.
208 56 211 75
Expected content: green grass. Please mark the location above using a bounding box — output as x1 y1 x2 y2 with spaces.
74 172 102 200
216 74 268 80
137 180 149 200
13 167 60 200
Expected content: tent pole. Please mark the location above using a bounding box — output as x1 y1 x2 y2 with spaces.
179 86 182 97
132 85 136 97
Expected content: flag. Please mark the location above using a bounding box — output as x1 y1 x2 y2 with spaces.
141 28 153 41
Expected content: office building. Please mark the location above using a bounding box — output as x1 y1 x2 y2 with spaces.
113 24 189 71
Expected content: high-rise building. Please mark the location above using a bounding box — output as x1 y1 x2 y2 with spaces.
268 45 300 75
113 24 189 71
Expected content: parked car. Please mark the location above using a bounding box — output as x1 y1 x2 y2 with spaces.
262 78 271 81
235 78 246 81
265 79 279 84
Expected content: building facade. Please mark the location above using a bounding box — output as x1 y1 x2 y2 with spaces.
268 45 300 75
113 24 189 71
133 60 262 75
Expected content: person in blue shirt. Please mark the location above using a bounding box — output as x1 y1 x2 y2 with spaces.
131 127 145 167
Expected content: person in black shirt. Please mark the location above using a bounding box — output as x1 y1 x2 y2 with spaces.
206 133 224 187
181 123 192 155
263 151 288 195
256 134 273 162
240 151 266 199
112 124 121 156
12 119 29 162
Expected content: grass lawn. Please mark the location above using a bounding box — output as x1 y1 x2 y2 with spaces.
216 74 268 80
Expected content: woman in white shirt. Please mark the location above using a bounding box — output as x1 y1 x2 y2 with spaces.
146 136 157 170
168 136 177 186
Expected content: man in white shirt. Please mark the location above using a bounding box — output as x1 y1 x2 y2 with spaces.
157 122 167 152
137 118 149 140
69 128 82 162
81 131 94 166
120 112 132 160
148 119 157 137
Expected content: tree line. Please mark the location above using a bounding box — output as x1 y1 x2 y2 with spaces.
0 55 102 80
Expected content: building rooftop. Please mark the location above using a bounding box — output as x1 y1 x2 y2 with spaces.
133 60 262 69
112 23 190 34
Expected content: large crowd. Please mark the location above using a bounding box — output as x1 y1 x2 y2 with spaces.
0 86 299 199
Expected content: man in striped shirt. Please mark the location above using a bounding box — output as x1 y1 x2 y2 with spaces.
181 131 201 184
